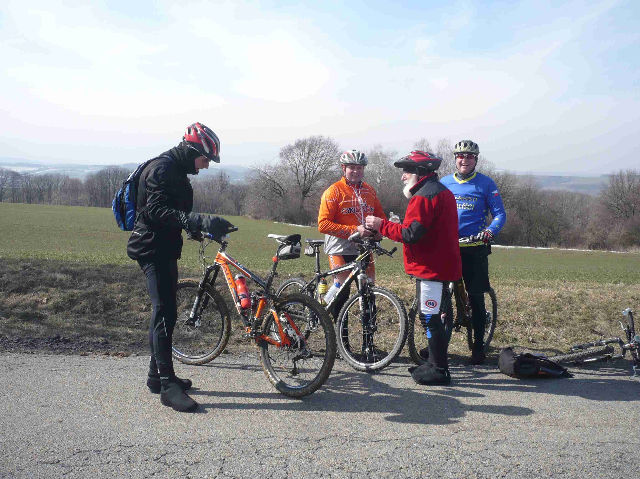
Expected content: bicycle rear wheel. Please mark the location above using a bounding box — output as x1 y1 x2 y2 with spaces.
407 293 454 366
258 293 336 397
172 280 232 365
549 345 615 365
466 288 498 353
336 287 407 372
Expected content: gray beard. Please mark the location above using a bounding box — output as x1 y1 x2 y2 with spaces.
403 176 418 199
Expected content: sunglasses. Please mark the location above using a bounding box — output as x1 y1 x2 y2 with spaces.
455 153 477 159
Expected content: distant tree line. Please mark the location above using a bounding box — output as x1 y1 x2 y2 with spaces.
1 136 638 251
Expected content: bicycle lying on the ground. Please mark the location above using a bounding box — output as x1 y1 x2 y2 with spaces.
276 233 408 372
549 308 639 376
171 228 336 397
406 234 498 365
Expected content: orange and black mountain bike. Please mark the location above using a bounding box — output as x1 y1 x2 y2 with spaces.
171 228 336 398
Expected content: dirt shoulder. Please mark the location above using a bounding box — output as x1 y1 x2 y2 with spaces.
0 258 146 355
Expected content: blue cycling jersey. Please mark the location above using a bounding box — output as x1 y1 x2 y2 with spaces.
440 171 506 238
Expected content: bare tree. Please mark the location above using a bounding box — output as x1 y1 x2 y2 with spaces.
435 138 455 176
365 144 406 218
601 169 639 219
0 168 11 202
59 177 84 206
85 167 129 207
192 171 246 216
280 136 341 212
250 135 340 223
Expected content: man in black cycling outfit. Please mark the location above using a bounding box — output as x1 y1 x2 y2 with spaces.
128 122 234 412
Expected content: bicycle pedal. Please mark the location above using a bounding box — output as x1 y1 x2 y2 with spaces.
243 327 258 339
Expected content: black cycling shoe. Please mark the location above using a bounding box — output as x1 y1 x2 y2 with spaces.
409 363 451 385
160 381 198 412
147 374 192 394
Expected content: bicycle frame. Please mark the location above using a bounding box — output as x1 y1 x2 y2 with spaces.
194 236 301 347
300 243 377 312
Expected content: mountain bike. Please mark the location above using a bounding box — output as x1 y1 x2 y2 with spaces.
276 233 408 372
549 308 639 376
407 234 497 365
171 228 336 398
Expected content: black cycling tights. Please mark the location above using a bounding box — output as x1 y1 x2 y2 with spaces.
139 259 179 379
469 293 486 349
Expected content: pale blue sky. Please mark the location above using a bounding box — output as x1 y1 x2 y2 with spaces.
1 0 638 174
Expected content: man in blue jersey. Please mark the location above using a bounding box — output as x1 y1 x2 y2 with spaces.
441 140 506 365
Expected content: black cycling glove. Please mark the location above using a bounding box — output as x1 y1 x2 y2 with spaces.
201 216 234 240
181 212 234 240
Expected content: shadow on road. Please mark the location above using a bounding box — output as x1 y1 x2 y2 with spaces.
186 354 639 423
188 358 534 425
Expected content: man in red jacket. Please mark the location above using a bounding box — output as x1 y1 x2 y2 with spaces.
365 151 461 385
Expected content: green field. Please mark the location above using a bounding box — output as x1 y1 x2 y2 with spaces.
1 202 639 356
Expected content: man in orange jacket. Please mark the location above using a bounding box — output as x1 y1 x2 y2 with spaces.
318 149 386 317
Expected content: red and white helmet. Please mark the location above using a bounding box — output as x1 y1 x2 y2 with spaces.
183 122 220 163
339 149 368 166
394 150 442 173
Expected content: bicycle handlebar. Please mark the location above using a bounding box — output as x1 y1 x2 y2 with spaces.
196 225 239 242
348 231 397 258
459 234 485 244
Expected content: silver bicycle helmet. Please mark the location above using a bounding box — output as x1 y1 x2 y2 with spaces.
339 149 368 166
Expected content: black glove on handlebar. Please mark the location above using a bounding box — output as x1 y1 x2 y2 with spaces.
181 213 234 241
201 216 234 240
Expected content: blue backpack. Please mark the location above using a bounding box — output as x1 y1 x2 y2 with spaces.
112 156 166 231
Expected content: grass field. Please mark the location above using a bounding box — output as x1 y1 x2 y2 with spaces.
1 202 639 357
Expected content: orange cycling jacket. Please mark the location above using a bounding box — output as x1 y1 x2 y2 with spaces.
318 177 386 255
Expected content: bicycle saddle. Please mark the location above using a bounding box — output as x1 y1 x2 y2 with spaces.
267 233 302 245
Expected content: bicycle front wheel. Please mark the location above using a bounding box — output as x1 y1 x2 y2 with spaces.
337 287 407 372
549 345 615 365
466 288 498 353
172 280 232 365
258 293 336 397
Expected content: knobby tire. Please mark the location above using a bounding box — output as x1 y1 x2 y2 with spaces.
258 292 336 397
549 345 615 365
336 287 407 372
172 280 232 365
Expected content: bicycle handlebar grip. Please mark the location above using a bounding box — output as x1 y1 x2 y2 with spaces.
348 231 362 242
389 246 397 256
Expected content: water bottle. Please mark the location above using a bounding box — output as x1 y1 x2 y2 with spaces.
235 274 251 309
324 282 341 304
318 278 328 305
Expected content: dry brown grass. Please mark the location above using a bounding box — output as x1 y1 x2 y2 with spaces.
1 258 639 358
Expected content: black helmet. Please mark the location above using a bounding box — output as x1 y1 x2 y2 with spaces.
394 150 442 173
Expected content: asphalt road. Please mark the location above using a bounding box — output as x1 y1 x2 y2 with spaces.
1 352 639 479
